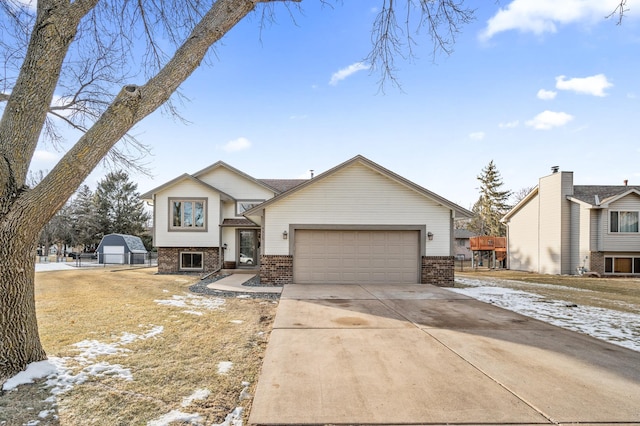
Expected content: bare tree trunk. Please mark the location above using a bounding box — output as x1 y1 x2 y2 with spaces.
0 0 263 383
0 222 46 384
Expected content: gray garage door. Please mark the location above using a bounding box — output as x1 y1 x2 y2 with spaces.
293 230 420 284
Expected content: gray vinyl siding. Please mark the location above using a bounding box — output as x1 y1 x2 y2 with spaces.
578 205 591 268
603 194 640 252
590 209 602 252
570 203 591 272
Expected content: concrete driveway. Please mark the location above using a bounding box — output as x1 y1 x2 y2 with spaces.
249 283 640 425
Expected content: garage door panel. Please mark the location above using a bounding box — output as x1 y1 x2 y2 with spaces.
294 230 419 284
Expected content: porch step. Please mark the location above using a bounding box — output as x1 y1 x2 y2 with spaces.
221 268 258 275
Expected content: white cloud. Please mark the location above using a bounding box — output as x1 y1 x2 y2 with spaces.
329 62 369 86
537 89 557 100
526 110 574 130
555 74 613 97
469 131 486 141
499 120 520 129
219 137 251 152
33 150 59 163
480 0 622 41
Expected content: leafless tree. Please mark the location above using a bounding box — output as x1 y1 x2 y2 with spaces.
0 0 630 383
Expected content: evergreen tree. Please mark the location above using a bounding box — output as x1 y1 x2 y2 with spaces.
70 185 101 250
467 161 511 237
94 171 150 238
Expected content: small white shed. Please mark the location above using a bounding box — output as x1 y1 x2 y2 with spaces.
96 234 148 264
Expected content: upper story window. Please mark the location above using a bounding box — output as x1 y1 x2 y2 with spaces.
236 200 264 216
170 198 206 231
610 210 639 233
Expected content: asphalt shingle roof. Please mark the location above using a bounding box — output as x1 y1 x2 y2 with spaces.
259 179 308 193
572 185 640 205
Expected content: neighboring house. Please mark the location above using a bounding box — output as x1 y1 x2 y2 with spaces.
502 169 640 276
141 155 473 286
453 229 474 260
96 234 148 265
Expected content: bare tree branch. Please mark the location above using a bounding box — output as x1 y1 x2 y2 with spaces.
606 0 629 25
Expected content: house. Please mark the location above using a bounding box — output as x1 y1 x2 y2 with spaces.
140 155 473 286
502 169 640 276
453 229 474 260
96 234 148 264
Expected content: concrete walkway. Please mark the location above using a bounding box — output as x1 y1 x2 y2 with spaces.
205 274 282 294
249 283 640 425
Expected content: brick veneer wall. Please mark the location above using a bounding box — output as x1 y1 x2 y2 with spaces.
157 247 220 273
260 255 293 285
589 251 604 275
421 256 455 286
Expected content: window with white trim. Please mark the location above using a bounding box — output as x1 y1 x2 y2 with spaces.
236 200 264 216
170 198 206 231
610 210 639 233
180 252 203 270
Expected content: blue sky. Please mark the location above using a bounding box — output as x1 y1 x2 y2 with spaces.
28 1 640 209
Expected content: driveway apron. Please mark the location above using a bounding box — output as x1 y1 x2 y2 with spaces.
249 283 640 425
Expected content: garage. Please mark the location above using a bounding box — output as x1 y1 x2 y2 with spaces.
293 230 420 284
96 233 148 265
103 245 125 264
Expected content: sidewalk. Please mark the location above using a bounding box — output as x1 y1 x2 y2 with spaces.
249 283 640 425
205 274 282 294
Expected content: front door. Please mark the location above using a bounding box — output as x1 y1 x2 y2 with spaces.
238 229 259 268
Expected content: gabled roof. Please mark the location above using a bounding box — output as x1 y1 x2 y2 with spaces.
572 185 640 207
259 179 307 193
454 229 476 239
139 173 234 201
502 186 539 222
192 161 282 194
244 155 474 218
221 218 259 227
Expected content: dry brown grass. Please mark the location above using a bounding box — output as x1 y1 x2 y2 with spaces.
456 268 640 313
1 267 277 425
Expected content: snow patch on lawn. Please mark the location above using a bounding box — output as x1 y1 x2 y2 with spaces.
2 360 59 391
154 293 225 315
217 361 233 374
453 277 640 352
4 324 164 399
181 388 211 407
213 406 243 426
146 410 203 426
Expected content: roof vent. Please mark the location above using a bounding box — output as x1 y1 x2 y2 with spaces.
551 166 559 174
310 170 314 179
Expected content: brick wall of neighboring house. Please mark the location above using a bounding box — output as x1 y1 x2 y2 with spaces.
260 255 293 285
589 251 604 275
157 247 220 273
421 256 455 286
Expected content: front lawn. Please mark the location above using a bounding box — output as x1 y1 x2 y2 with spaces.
1 267 277 425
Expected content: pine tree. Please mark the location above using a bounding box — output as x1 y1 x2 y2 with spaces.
468 161 511 237
94 171 150 238
70 185 101 250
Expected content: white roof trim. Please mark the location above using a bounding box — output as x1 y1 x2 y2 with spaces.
139 174 234 201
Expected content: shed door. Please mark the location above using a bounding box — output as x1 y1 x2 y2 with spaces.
293 230 420 284
103 245 125 264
